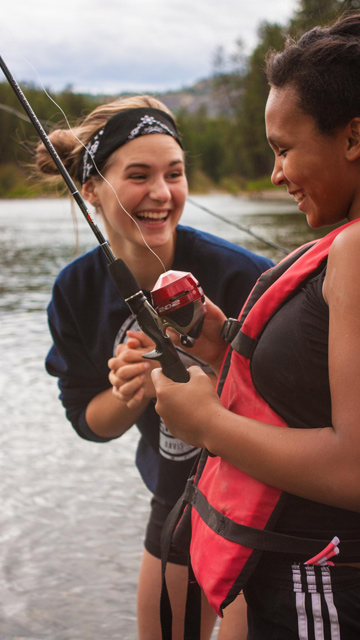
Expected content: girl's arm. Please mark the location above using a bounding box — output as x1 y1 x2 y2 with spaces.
86 332 157 439
152 225 360 513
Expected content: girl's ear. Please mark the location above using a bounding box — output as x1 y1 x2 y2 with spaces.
346 118 360 162
81 177 99 204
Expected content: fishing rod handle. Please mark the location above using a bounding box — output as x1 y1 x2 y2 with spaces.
108 259 190 383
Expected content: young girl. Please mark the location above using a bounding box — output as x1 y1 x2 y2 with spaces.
151 13 360 639
37 95 272 639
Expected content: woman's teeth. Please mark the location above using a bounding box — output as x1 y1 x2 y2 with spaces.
136 211 168 221
293 191 305 203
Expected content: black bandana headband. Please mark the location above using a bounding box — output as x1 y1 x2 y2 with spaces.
78 107 183 184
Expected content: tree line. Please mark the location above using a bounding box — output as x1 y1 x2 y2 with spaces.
0 0 357 197
180 0 358 191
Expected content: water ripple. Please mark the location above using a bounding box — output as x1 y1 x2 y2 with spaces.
0 196 319 639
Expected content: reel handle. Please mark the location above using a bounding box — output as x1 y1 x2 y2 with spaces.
108 259 190 383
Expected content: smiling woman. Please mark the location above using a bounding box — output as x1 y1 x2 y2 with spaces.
34 94 273 639
81 134 188 282
265 85 357 229
150 13 360 640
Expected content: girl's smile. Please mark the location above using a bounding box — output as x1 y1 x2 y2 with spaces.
265 85 360 228
82 133 187 257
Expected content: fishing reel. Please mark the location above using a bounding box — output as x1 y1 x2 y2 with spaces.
151 270 206 347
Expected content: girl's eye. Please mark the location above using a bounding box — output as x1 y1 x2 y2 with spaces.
167 171 183 179
129 174 147 180
278 149 288 157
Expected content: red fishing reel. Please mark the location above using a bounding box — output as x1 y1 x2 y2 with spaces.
151 270 206 347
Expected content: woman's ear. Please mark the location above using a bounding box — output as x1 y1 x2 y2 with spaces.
81 177 99 205
346 118 360 162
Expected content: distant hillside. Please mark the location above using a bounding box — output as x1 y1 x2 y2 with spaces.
117 78 233 118
155 79 225 117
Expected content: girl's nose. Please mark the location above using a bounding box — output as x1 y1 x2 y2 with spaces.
271 158 286 187
150 177 171 202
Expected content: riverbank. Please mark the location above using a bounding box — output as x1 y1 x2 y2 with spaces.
246 187 292 201
0 163 291 201
0 184 292 201
189 185 292 202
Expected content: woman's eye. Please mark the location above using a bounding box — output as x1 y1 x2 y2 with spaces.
167 171 182 179
129 174 147 180
278 149 288 157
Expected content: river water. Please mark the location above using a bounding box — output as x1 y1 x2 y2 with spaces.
0 194 327 639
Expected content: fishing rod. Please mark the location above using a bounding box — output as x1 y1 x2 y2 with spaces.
0 55 197 383
0 103 290 256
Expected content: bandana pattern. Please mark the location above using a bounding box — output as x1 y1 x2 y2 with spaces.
81 129 104 185
128 115 175 141
78 107 182 184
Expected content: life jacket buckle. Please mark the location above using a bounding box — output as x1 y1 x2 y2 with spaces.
221 318 241 343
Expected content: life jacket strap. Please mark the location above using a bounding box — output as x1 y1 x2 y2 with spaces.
231 329 256 359
221 317 241 343
160 455 204 639
221 317 256 358
220 241 319 357
160 491 190 639
221 317 257 358
185 482 360 556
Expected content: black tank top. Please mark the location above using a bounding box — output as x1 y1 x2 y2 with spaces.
251 266 360 560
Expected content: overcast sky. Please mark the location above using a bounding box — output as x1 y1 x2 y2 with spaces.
1 0 298 95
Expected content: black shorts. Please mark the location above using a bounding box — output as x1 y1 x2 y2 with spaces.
244 558 360 639
144 496 188 566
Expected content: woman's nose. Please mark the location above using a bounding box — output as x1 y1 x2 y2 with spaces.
271 158 286 187
149 177 171 201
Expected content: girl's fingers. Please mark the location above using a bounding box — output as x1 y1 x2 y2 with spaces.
109 361 150 385
111 385 144 407
109 348 151 371
109 366 145 390
121 361 150 378
126 330 155 349
117 374 146 399
126 387 145 409
114 337 141 357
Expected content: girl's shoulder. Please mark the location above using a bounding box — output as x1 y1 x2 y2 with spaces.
176 225 273 270
328 219 360 265
324 219 360 304
54 246 106 289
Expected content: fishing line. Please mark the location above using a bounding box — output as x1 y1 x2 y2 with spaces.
31 66 290 259
6 51 168 272
34 65 167 270
0 19 164 264
0 43 290 257
0 53 191 382
187 197 290 255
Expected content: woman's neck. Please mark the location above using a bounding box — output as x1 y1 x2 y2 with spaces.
109 232 177 290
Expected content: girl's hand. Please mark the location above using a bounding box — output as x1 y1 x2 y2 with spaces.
108 331 159 409
167 296 228 375
151 365 223 449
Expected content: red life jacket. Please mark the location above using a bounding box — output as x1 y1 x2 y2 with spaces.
180 221 360 619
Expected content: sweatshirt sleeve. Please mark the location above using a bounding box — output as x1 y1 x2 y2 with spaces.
46 279 114 443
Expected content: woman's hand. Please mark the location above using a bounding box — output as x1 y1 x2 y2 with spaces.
108 331 159 409
167 296 228 375
151 365 224 449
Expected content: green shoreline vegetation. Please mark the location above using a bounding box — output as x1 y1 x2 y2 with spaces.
0 163 279 199
0 1 355 200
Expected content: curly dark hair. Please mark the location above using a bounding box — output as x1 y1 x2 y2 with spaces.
265 14 360 134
